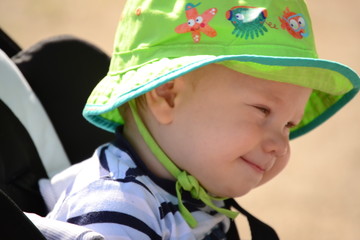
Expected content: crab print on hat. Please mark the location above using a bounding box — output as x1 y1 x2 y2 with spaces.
175 3 217 43
226 6 268 40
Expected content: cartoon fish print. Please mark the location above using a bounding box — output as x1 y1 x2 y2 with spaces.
175 3 217 43
279 7 309 39
226 6 268 40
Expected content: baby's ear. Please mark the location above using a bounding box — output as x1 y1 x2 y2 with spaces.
154 81 176 107
145 79 184 124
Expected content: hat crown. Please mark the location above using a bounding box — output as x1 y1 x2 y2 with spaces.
111 0 317 72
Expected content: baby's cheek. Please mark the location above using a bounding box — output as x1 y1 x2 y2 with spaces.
276 152 290 175
259 152 290 186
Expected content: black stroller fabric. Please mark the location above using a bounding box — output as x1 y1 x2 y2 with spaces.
12 35 113 164
0 100 48 216
0 189 46 239
0 28 21 58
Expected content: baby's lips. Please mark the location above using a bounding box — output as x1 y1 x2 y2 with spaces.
241 157 266 173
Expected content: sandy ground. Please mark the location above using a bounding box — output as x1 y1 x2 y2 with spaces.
1 0 359 239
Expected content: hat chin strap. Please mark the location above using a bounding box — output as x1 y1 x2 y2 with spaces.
129 100 238 228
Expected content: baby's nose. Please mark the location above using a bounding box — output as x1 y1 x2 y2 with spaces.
262 132 289 158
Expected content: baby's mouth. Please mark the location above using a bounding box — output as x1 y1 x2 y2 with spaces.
241 157 266 173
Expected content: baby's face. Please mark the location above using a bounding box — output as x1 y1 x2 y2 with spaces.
162 64 312 197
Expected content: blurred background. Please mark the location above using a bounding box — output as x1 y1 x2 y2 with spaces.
1 0 359 239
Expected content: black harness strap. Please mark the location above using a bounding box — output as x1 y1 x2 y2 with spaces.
225 198 280 240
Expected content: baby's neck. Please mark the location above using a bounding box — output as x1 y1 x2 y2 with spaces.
123 114 175 181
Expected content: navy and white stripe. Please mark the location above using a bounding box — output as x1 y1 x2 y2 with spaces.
47 132 230 239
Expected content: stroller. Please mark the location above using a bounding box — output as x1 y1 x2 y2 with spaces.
0 28 279 239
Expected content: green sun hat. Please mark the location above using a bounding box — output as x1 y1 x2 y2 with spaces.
83 0 360 139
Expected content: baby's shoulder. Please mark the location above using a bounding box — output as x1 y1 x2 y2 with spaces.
49 152 164 224
64 144 165 210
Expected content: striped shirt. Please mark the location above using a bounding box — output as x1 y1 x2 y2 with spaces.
47 132 231 240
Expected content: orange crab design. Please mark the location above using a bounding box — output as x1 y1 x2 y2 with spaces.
279 7 309 39
175 3 217 43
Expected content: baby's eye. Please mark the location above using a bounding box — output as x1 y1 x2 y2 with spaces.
254 106 270 115
285 122 296 129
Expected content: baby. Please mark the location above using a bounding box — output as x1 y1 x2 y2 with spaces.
47 0 360 239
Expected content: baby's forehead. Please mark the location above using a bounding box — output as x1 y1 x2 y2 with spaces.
182 63 277 86
181 63 311 99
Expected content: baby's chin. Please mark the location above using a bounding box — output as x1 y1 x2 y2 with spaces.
208 186 255 199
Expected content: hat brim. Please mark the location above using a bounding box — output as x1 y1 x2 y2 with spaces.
83 54 359 139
